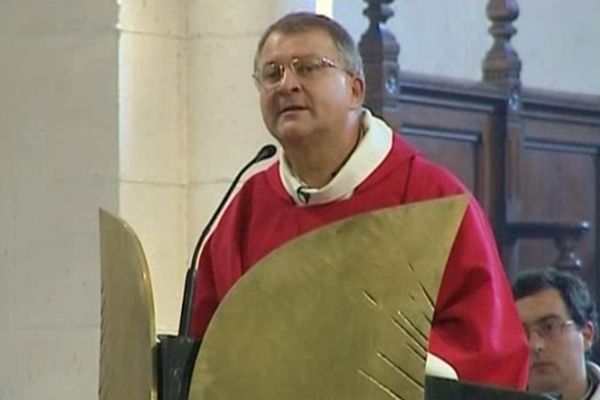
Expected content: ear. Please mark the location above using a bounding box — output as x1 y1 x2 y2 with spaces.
348 75 365 110
582 320 595 352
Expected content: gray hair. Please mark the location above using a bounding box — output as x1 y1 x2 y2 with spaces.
254 12 364 80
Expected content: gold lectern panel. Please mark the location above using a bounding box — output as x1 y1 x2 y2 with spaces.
99 209 157 400
189 195 469 400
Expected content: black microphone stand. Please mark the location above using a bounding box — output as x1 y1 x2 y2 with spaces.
156 145 277 400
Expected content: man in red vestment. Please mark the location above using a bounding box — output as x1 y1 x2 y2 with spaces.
190 12 528 389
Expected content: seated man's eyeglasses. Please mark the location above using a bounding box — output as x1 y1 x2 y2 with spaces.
254 56 349 90
523 317 576 341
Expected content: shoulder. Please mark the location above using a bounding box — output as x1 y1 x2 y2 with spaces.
389 133 468 201
208 161 280 238
588 361 600 378
230 161 280 209
589 362 600 400
361 133 470 204
410 155 467 194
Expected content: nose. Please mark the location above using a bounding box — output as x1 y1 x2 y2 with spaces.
528 331 545 353
277 66 301 92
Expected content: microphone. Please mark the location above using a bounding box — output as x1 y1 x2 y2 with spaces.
178 144 277 336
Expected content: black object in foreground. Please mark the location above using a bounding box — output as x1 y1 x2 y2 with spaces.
425 376 560 400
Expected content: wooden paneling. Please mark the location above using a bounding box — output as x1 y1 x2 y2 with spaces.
515 114 600 295
518 143 596 222
390 77 600 298
393 82 502 220
359 0 600 360
518 145 598 280
402 127 479 193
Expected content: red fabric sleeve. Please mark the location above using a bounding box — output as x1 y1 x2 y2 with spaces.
405 156 528 389
428 200 529 388
188 142 529 389
189 189 248 338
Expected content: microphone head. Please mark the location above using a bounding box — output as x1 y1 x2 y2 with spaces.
255 144 277 162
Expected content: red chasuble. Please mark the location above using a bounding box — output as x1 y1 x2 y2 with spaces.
190 127 528 389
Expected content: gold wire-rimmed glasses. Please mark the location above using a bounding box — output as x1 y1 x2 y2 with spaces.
523 317 576 341
253 56 349 90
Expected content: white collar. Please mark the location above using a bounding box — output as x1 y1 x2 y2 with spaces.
279 109 393 206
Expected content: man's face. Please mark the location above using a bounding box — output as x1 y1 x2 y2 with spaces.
255 29 364 146
516 288 594 394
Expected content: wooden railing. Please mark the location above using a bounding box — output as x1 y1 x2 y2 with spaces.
357 0 599 280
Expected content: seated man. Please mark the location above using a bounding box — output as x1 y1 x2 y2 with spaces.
190 11 528 389
513 267 599 400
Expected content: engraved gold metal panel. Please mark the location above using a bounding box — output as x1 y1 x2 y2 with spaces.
99 209 157 400
189 195 469 400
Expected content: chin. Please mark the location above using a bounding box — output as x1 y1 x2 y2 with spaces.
528 377 560 394
274 125 312 142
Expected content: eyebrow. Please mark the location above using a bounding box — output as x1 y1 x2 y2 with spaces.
529 314 564 325
259 54 324 66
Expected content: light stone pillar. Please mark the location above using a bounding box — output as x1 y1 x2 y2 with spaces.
117 0 188 333
187 0 316 252
118 0 316 334
0 1 118 399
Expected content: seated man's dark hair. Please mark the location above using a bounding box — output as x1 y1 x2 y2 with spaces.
512 267 598 342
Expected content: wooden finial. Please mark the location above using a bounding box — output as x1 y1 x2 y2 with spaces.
359 0 401 122
482 0 522 92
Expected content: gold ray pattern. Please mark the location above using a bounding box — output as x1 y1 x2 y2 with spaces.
99 209 157 400
189 195 469 400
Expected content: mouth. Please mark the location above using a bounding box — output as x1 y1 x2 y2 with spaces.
279 105 308 115
530 361 554 371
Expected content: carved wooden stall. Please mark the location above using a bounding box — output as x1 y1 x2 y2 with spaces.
358 0 600 297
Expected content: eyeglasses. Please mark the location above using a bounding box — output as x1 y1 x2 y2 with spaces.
253 56 348 90
523 317 576 341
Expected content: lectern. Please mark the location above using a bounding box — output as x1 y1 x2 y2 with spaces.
98 203 555 400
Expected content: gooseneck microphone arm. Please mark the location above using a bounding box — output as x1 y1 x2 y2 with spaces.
178 144 277 337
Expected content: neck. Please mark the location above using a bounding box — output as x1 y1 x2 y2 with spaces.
283 113 363 188
561 373 590 400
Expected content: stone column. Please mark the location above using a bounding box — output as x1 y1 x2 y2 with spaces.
187 0 315 267
118 0 316 334
0 1 118 399
117 0 188 332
